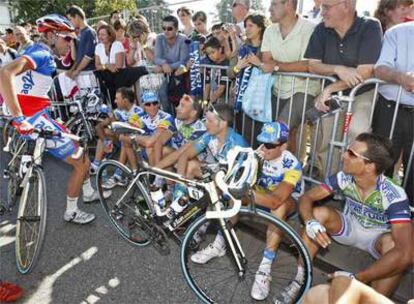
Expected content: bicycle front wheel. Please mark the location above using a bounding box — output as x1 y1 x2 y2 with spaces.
96 160 152 247
180 207 312 304
15 166 47 274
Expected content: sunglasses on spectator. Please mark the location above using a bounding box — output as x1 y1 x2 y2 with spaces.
144 101 159 107
162 26 174 31
207 103 225 121
345 146 372 162
263 142 286 150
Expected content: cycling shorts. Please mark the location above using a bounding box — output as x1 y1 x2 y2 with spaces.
25 110 78 160
331 211 386 259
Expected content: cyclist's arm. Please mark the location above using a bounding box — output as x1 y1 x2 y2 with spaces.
176 144 200 177
156 142 191 169
356 222 412 283
254 182 294 210
299 185 332 223
0 57 31 117
96 117 115 139
153 129 173 165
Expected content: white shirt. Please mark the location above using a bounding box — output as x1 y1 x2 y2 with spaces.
0 49 16 67
95 41 125 67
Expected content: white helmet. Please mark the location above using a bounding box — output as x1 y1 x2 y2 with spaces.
224 146 258 190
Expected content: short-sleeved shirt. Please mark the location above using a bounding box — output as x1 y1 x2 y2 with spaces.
154 33 190 70
261 16 320 98
15 43 56 116
304 16 383 94
193 127 249 163
323 171 412 231
113 105 144 127
375 22 414 106
169 118 206 150
95 41 125 68
75 26 97 71
139 109 175 136
256 150 304 199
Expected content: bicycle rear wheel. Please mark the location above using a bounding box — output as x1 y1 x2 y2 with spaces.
15 166 47 274
180 208 312 304
96 160 152 247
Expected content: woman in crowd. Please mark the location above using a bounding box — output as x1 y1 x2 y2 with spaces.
229 13 269 147
177 7 194 37
374 0 413 32
127 18 156 67
114 19 130 56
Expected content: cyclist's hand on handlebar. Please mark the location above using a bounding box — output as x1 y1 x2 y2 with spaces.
12 116 34 135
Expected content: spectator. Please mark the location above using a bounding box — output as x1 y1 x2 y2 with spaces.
95 20 108 31
261 0 319 154
374 0 413 32
192 11 209 37
231 0 250 37
0 38 17 67
211 23 238 59
374 21 414 204
127 19 156 67
109 10 121 26
202 37 229 103
303 0 322 24
66 5 97 79
294 133 412 301
154 15 190 113
95 24 125 72
229 13 268 144
177 6 194 37
14 26 33 55
305 0 383 176
4 28 18 50
113 19 129 54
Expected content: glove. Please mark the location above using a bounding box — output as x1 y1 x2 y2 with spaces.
305 219 327 240
12 116 34 135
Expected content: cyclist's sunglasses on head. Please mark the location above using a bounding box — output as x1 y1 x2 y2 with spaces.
263 141 286 150
346 146 372 162
144 101 159 107
162 26 174 31
207 103 225 122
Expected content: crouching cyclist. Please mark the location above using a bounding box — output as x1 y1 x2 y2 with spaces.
191 121 305 302
0 15 106 224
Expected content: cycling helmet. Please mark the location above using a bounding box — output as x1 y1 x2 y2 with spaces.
141 90 159 104
257 121 289 144
36 14 75 33
225 146 259 190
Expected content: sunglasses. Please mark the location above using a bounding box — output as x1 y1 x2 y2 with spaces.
345 147 371 162
232 2 241 7
263 142 285 150
162 26 174 31
144 101 159 107
207 103 225 121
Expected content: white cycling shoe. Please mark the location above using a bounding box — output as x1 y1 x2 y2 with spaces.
83 190 112 203
64 209 95 224
190 242 226 264
274 280 302 304
250 271 272 301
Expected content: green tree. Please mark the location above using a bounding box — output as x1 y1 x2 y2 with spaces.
251 0 265 14
94 0 137 17
216 0 233 24
136 0 171 33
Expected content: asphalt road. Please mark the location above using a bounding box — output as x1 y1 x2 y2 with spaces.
0 148 329 304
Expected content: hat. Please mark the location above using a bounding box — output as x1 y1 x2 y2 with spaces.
257 121 289 144
141 90 159 104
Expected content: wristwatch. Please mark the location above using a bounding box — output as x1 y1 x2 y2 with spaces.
233 66 241 73
273 65 280 72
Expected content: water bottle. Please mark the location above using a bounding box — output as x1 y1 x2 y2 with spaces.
166 196 189 219
150 186 166 210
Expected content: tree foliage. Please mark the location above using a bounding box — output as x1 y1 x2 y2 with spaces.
216 0 233 24
94 0 137 17
136 0 171 33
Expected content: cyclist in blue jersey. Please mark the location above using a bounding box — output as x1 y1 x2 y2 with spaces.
91 87 143 175
153 94 206 171
0 15 107 225
289 133 412 302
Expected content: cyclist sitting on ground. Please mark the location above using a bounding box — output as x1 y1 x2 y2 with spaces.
0 14 105 224
153 94 206 172
190 121 305 302
90 87 143 175
289 133 412 302
107 90 174 187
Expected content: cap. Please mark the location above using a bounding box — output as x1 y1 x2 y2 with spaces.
141 90 159 104
256 121 289 144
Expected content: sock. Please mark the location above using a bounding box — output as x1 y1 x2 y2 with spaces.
173 183 188 201
83 178 95 197
66 196 79 213
295 266 305 283
92 159 101 168
153 176 164 188
213 231 226 249
259 249 276 274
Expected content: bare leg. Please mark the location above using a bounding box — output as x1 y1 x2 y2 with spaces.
186 159 203 179
65 153 90 197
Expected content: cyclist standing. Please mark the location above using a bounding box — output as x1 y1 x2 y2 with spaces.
0 15 105 224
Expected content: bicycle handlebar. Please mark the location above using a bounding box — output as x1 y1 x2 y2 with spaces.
33 128 81 142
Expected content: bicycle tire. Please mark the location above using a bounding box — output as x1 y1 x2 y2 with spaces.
15 166 47 274
180 207 312 304
66 116 97 155
96 160 152 247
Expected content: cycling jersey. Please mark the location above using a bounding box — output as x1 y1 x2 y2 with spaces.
256 150 304 199
139 109 175 136
323 171 412 231
113 105 144 127
15 43 56 116
169 118 206 150
193 128 248 163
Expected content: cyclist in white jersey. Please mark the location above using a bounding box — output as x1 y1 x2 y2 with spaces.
0 15 108 224
283 133 412 303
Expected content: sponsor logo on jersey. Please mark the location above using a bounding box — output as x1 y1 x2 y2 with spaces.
21 71 35 94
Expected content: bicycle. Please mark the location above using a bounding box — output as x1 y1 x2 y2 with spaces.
96 122 313 303
4 125 82 274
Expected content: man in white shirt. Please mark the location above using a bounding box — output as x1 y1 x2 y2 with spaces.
231 0 250 37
